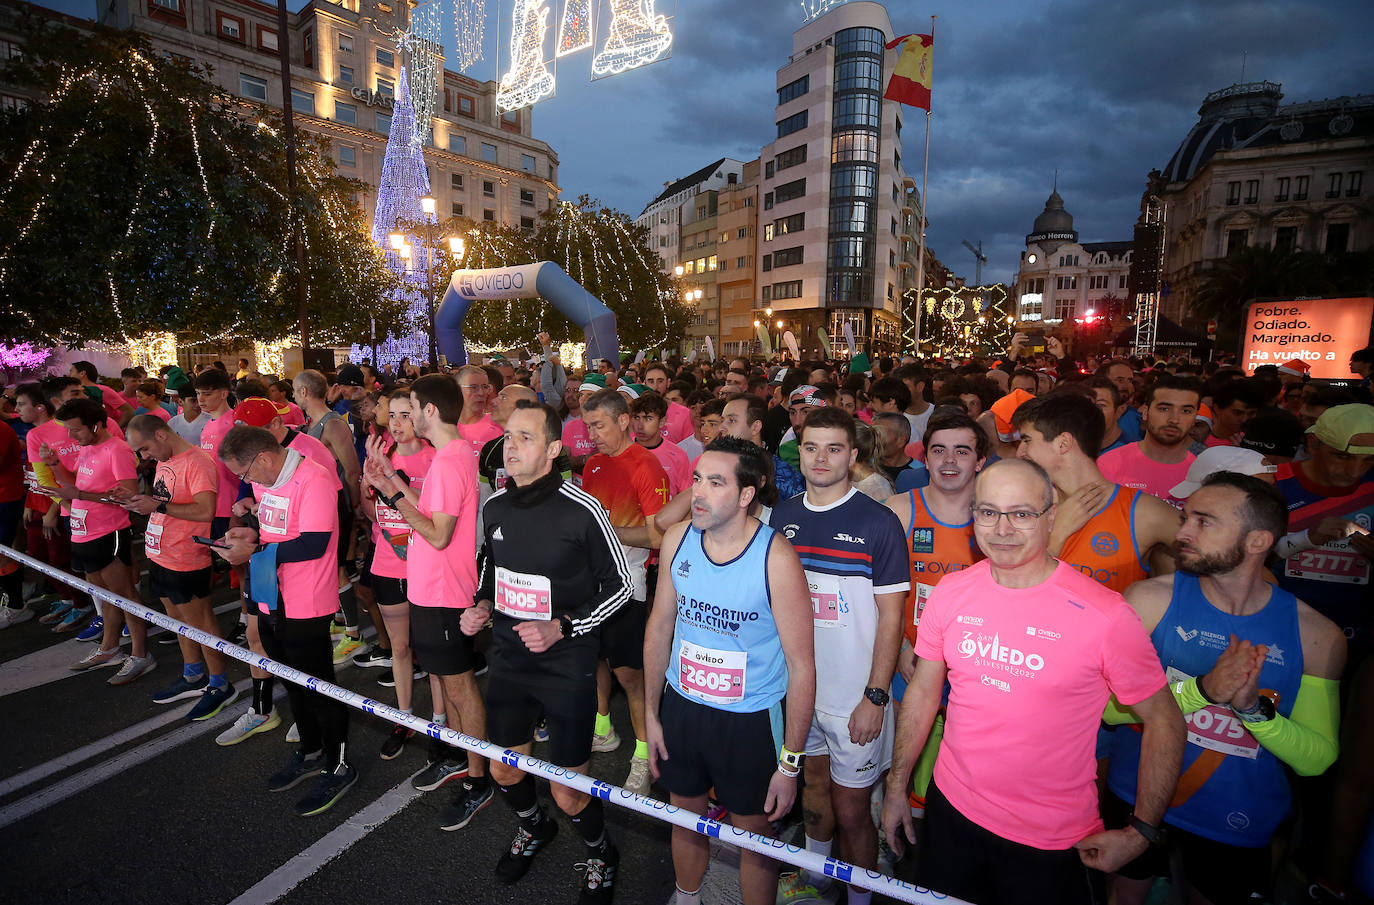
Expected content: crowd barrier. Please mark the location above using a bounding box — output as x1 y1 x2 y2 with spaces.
2 544 964 904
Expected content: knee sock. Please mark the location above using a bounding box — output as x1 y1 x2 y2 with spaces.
803 835 833 888
497 775 544 828
252 676 274 714
569 798 609 852
338 583 359 633
594 712 612 737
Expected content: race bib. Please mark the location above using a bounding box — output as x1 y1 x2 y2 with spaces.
375 502 408 534
70 505 89 538
678 639 746 705
1285 547 1369 585
808 572 844 628
493 467 508 491
913 582 935 627
259 492 291 537
495 567 552 621
145 521 163 556
1167 667 1260 759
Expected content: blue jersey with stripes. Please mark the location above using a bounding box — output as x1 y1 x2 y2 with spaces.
666 521 788 713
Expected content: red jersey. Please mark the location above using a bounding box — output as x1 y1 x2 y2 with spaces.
583 442 669 600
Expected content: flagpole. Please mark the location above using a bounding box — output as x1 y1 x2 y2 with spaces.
911 14 934 355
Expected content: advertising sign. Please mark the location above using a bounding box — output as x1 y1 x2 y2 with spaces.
1239 297 1374 379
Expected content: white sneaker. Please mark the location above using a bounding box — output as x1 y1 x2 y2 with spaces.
107 654 156 686
215 708 282 746
286 722 300 743
0 605 35 629
591 727 621 753
624 755 651 797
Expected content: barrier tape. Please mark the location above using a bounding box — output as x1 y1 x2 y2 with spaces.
2 545 963 904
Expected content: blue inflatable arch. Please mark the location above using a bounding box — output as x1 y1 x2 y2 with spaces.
435 262 620 367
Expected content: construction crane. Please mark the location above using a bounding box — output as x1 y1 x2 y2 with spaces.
961 239 987 287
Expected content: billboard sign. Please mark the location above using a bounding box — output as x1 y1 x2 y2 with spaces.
1239 297 1374 378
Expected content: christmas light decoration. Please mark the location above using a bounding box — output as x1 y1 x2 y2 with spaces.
799 0 852 22
451 0 487 73
0 342 54 377
558 341 585 371
903 285 1013 357
497 0 556 112
125 331 178 371
399 6 442 142
253 338 295 377
592 0 672 77
557 0 592 56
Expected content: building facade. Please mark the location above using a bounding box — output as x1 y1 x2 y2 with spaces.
715 158 761 356
1149 81 1374 325
635 157 747 272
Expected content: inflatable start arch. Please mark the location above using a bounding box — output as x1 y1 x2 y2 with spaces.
435 262 620 367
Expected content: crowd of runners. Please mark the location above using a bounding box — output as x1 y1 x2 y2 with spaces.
1 340 1372 905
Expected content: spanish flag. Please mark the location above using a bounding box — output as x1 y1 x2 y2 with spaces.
884 33 933 111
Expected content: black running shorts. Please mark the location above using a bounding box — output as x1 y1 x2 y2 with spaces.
486 675 598 767
71 527 133 574
373 575 408 607
408 603 475 676
656 684 782 817
597 600 646 670
147 562 213 606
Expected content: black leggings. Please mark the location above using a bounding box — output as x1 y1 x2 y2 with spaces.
259 613 349 768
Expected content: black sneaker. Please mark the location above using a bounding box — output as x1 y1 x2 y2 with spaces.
412 756 469 791
267 750 323 792
380 724 413 760
353 646 392 669
577 842 619 904
438 779 494 831
294 760 358 816
496 817 558 883
378 665 427 687
230 620 248 647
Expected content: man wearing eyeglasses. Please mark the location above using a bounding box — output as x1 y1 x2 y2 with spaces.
455 365 502 458
881 457 1184 905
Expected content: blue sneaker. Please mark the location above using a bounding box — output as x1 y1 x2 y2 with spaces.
54 607 95 634
187 683 240 721
74 615 105 641
38 599 76 625
122 624 130 638
152 673 209 704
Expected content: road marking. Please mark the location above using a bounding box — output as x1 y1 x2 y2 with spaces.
225 775 423 905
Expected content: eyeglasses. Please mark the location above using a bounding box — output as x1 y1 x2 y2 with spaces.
970 505 1052 530
231 451 263 482
458 383 492 392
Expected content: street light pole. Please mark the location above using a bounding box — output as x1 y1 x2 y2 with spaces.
275 0 309 352
420 195 438 368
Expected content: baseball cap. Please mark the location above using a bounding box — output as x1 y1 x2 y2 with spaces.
770 367 790 386
1307 403 1374 455
990 388 1036 439
233 397 290 427
336 363 365 387
1237 410 1305 459
1170 446 1278 499
788 385 826 407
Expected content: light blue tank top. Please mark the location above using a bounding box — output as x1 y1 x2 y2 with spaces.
666 522 788 713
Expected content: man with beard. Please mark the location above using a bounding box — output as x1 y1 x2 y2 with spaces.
1098 376 1202 505
1103 472 1345 905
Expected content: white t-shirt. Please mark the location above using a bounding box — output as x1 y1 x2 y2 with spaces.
169 411 212 446
677 434 705 461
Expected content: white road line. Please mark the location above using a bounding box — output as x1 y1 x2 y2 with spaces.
224 775 423 905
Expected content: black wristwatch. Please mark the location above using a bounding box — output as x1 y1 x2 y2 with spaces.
557 614 574 638
1231 695 1277 724
864 686 890 707
155 501 168 515
1128 815 1166 847
384 490 405 509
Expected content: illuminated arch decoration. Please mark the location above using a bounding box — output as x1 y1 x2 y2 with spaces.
436 262 620 366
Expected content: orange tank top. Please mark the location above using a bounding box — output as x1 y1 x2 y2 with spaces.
903 488 983 647
1059 485 1149 593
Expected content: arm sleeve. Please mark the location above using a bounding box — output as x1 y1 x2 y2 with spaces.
1103 675 1210 725
567 496 634 636
273 530 331 563
1246 674 1341 777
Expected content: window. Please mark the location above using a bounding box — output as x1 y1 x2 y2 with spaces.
376 48 394 67
1274 225 1298 253
448 134 465 154
303 30 312 66
707 255 718 271
832 93 879 128
771 280 804 300
1294 175 1309 201
888 249 897 268
521 216 535 231
720 232 730 244
774 213 805 236
334 101 357 124
888 283 895 301
829 200 872 234
1089 275 1106 289
684 260 695 274
339 146 355 167
376 112 391 132
450 173 464 190
830 164 877 198
483 180 495 197
736 256 747 268
765 161 775 180
776 145 807 170
338 64 353 84
764 224 774 241
834 57 881 92
1055 275 1078 290
777 110 808 138
483 209 495 221
1245 180 1259 204
258 27 278 51
1348 171 1363 197
1226 228 1248 255
218 13 242 40
773 246 803 268
1053 297 1075 322
1274 176 1289 202
502 109 520 130
338 33 354 52
697 257 706 271
150 0 180 10
762 286 771 301
778 75 809 104
831 131 878 163
737 228 747 239
521 154 536 172
1323 172 1343 198
1325 222 1350 255
1058 254 1079 267
239 74 267 101
1118 275 1128 289
377 76 394 99
290 88 314 117
480 142 498 163
458 95 474 116
452 202 464 217
1226 181 1241 205
520 188 535 206
774 179 805 204
830 236 868 269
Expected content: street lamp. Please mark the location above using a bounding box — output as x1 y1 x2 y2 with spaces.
449 236 464 257
420 195 437 217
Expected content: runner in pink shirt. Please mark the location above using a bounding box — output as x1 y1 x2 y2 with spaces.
192 368 240 533
455 365 503 457
1098 376 1201 506
882 458 1184 905
640 362 693 443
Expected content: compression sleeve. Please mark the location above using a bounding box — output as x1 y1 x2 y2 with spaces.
1102 675 1210 725
272 531 331 564
31 461 59 503
1246 674 1341 777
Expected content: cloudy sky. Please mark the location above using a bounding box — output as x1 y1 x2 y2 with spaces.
35 0 1374 285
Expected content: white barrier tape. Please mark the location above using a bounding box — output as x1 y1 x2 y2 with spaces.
2 545 963 905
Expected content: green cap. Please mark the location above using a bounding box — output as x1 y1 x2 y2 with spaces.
1307 403 1374 455
578 373 607 392
164 366 192 397
848 353 871 375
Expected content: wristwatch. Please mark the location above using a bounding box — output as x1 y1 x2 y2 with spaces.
155 501 168 515
557 614 574 638
864 686 890 707
1231 694 1277 724
384 490 405 509
1128 815 1166 847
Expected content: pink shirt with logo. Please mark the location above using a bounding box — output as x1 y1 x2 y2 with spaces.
456 416 502 458
914 559 1165 850
663 401 693 444
371 445 435 580
147 446 218 572
1097 442 1195 507
252 455 340 619
71 436 137 542
407 438 478 609
561 418 596 459
92 383 129 422
198 409 239 518
645 438 692 497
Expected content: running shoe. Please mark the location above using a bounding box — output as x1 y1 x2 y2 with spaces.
39 599 76 625
0 605 35 629
121 624 129 638
70 646 121 671
229 619 248 647
412 755 469 791
576 842 620 905
152 673 209 704
187 683 240 721
329 620 347 642
776 871 838 905
157 631 180 645
495 817 559 883
54 606 95 634
267 749 324 792
27 592 60 608
295 760 358 817
352 645 391 669
534 720 550 743
74 615 105 641
380 724 413 760
108 655 156 686
332 635 364 665
623 756 651 797
286 722 300 743
377 665 427 688
215 708 281 746
438 780 494 831
591 727 621 753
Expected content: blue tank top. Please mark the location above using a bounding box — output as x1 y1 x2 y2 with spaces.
667 522 788 713
1107 572 1303 847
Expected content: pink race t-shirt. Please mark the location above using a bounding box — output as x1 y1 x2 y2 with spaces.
281 402 306 427
663 401 693 444
284 430 342 490
253 455 340 619
644 438 691 497
914 559 1165 850
407 438 478 608
93 383 129 422
561 418 596 459
143 406 172 423
371 445 435 580
147 446 218 572
456 416 502 458
28 418 124 515
1097 442 1195 507
198 409 240 518
71 436 137 542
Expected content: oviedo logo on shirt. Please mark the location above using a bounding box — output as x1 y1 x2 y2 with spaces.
1090 532 1119 556
958 631 1045 674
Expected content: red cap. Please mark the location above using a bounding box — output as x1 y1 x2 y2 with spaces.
233 397 290 427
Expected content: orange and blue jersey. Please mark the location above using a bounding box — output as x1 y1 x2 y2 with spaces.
902 487 983 648
1060 485 1149 593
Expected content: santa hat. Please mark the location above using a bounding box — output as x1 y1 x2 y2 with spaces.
1277 359 1311 378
